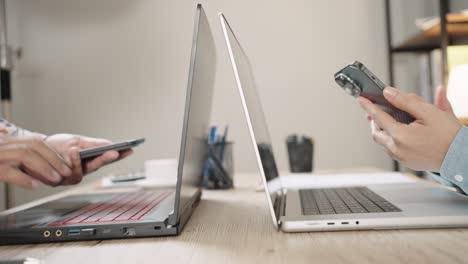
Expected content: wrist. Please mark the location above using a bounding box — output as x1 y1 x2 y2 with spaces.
440 126 468 181
14 130 47 141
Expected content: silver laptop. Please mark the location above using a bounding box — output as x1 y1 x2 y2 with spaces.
219 13 468 232
0 4 215 244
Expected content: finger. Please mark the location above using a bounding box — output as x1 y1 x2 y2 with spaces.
0 165 39 189
84 149 132 174
79 137 112 149
371 123 392 146
22 166 59 186
0 145 64 184
367 114 373 121
117 149 133 160
85 150 119 174
61 147 83 185
30 140 72 177
370 121 398 160
357 96 401 135
435 85 455 114
371 124 398 159
371 120 382 131
382 87 432 119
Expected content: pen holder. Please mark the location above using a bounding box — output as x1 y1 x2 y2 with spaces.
287 135 314 173
202 142 234 189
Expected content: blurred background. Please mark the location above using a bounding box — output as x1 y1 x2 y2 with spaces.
0 0 467 208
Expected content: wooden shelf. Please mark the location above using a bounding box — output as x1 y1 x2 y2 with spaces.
393 13 468 53
459 117 468 126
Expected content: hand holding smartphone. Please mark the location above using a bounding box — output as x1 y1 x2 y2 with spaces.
79 138 145 161
334 61 414 124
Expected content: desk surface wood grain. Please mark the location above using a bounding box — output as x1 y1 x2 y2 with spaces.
1 170 468 264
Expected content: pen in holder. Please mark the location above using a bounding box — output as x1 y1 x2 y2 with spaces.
202 141 234 189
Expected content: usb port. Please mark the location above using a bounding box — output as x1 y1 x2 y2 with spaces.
327 222 335 225
341 222 349 225
68 229 81 236
81 228 96 236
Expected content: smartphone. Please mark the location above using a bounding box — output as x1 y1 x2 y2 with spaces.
334 60 414 124
79 138 145 160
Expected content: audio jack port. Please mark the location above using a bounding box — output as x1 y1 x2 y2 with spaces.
55 230 63 237
43 230 51 237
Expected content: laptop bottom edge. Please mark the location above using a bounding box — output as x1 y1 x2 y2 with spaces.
281 216 468 232
0 221 178 245
0 190 203 245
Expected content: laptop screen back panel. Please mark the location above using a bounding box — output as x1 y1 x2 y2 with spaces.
169 4 216 226
220 14 282 228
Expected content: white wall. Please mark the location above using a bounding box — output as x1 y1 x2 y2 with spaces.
4 0 399 206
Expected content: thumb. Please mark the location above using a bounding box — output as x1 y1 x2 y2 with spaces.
435 85 455 115
79 136 112 149
382 86 432 120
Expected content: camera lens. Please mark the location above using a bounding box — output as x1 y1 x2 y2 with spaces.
335 75 346 87
335 73 361 97
344 84 361 97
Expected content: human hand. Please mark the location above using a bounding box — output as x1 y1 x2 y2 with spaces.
366 85 455 120
358 87 461 172
45 134 133 185
0 138 72 189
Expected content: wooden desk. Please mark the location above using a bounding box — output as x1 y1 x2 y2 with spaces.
1 171 468 264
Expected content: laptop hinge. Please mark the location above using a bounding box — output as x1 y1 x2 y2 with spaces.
273 190 286 225
168 211 177 227
168 188 202 227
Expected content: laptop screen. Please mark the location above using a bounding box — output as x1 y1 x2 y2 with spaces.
172 5 216 224
220 14 282 227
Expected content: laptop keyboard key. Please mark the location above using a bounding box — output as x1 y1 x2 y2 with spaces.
48 190 173 226
299 187 401 216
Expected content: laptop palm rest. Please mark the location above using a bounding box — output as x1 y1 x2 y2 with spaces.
1 198 92 229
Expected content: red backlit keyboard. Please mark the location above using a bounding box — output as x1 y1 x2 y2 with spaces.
48 191 173 226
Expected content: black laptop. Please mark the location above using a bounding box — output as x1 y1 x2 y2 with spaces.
0 4 216 245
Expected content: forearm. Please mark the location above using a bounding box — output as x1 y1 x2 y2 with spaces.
0 118 46 141
439 126 468 193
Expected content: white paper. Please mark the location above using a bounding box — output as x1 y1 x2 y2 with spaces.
279 172 417 190
101 159 178 189
101 177 176 189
